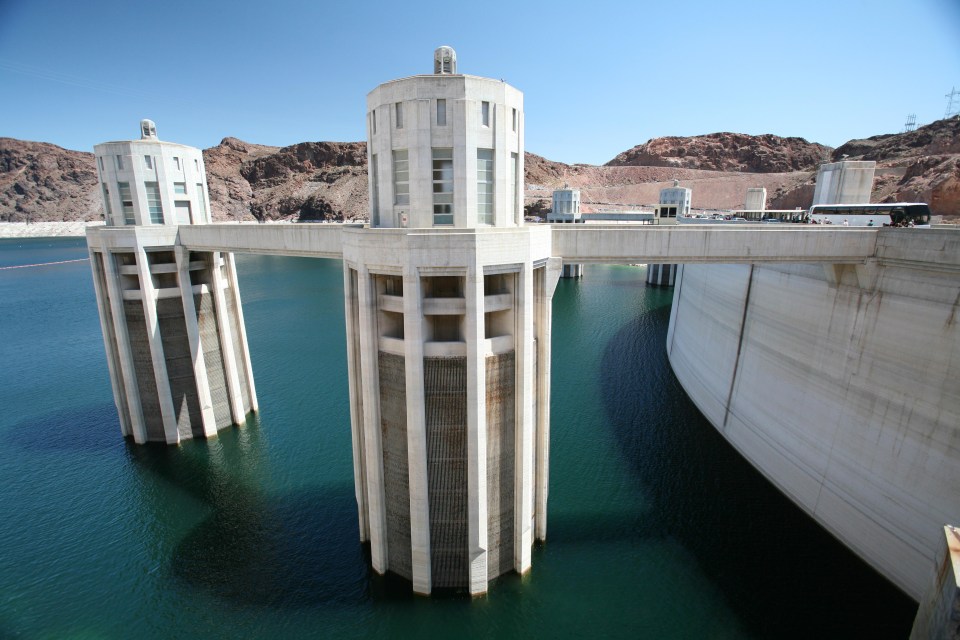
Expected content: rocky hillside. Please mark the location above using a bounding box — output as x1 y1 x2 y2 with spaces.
2 120 958 224
837 117 960 215
605 133 831 173
0 138 101 222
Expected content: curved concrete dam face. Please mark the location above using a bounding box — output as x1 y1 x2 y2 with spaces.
666 252 960 601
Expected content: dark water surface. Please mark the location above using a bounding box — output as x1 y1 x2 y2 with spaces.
0 237 916 638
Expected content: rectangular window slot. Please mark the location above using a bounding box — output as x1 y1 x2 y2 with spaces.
477 148 494 225
118 182 135 224
432 148 453 225
144 155 153 170
393 150 409 205
115 155 124 171
395 102 403 129
144 182 163 224
437 99 446 126
174 182 187 194
512 108 517 132
481 101 490 127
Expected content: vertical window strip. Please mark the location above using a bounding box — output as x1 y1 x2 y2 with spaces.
432 148 453 225
393 150 409 205
144 182 163 224
512 108 517 132
116 155 124 171
395 102 403 129
144 155 153 170
371 154 380 225
118 182 135 225
102 183 112 220
196 184 206 219
481 101 490 127
510 152 519 225
437 99 446 126
477 149 494 225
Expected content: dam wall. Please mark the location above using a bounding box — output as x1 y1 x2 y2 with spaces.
666 240 960 601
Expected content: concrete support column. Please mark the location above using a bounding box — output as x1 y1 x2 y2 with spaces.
342 265 369 542
402 267 432 595
175 246 218 438
534 260 560 540
101 250 147 442
224 252 258 411
465 264 489 594
135 244 179 444
209 251 246 425
514 262 535 573
88 248 132 438
357 265 388 573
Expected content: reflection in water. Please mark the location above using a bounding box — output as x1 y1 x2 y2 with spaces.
127 421 373 610
599 303 916 637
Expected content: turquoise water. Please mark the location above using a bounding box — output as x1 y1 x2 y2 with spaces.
0 237 915 638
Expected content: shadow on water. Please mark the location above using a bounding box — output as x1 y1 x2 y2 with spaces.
125 419 421 611
5 402 123 454
598 302 917 638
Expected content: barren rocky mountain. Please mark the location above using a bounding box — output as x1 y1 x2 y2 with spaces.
2 119 958 224
0 138 101 222
605 133 831 173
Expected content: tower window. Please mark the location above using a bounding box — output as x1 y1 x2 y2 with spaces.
196 184 207 219
144 155 153 170
101 183 112 220
174 182 187 194
395 102 403 129
173 157 181 171
477 149 494 225
371 109 377 135
117 182 134 225
98 156 104 172
371 154 380 226
481 101 490 127
393 150 409 205
437 99 446 126
512 108 517 132
510 152 519 225
432 148 454 225
144 182 163 224
115 155 124 171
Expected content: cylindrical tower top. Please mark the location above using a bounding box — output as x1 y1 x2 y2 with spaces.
434 46 457 74
367 49 524 230
93 120 212 227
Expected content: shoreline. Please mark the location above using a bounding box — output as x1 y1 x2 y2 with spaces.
0 221 105 239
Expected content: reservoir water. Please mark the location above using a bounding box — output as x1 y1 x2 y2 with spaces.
0 237 916 638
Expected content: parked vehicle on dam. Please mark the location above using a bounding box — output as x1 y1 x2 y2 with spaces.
807 203 932 227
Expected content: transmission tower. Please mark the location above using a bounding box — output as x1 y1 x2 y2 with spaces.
946 87 960 118
904 113 917 132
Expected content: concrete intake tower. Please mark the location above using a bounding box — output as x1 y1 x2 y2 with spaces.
345 47 560 594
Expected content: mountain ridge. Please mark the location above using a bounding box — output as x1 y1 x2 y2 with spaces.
1 118 957 223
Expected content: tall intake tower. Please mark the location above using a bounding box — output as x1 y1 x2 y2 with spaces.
86 120 257 444
343 47 560 594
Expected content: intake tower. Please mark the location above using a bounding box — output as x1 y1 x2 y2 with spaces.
344 47 560 594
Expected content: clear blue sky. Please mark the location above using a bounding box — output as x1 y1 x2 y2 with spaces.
1 0 958 165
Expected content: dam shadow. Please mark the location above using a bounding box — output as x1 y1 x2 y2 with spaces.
598 300 917 638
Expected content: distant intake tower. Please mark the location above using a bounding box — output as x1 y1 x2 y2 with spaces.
86 121 257 444
344 47 560 594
